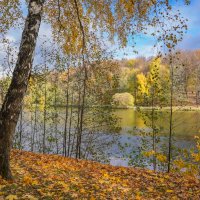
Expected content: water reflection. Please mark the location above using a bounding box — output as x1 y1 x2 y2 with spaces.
114 109 200 138
15 108 200 168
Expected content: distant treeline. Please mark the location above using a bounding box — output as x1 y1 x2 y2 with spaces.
1 50 200 108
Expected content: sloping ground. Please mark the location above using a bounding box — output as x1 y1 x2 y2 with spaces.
0 150 199 200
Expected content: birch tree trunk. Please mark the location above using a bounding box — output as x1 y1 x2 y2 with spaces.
0 0 44 180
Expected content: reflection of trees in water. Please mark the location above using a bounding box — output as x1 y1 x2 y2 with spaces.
14 107 120 163
117 109 200 137
12 107 200 172
10 38 121 163
117 108 200 172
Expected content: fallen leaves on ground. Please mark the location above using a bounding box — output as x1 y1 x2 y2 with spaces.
0 150 199 199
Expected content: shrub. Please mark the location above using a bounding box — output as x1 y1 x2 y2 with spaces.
112 93 134 107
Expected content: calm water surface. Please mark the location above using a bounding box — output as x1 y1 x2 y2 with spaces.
110 109 200 166
115 109 200 137
17 108 200 167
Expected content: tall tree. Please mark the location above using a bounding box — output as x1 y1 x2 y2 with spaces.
0 0 45 179
147 58 161 171
0 0 188 179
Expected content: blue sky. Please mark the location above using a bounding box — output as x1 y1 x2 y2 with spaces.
177 0 200 50
117 0 200 59
1 0 200 60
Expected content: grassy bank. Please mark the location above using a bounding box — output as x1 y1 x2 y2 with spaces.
7 103 200 111
85 105 200 111
110 105 200 111
0 150 199 199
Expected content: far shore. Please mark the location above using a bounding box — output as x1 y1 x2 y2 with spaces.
89 105 200 111
2 103 200 111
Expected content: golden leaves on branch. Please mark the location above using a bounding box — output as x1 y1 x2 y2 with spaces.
43 0 188 54
0 0 21 34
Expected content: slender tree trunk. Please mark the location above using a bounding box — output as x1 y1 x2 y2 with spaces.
77 70 87 159
151 88 156 171
0 0 44 180
63 68 70 156
75 88 81 158
32 95 38 152
19 108 23 149
74 0 87 159
67 93 74 156
54 81 59 154
43 68 47 154
168 64 174 173
30 107 34 151
134 76 137 106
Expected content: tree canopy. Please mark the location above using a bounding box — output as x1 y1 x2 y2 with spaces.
1 0 189 53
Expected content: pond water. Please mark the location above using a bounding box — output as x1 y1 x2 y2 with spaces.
16 108 200 169
110 109 200 167
115 109 200 138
